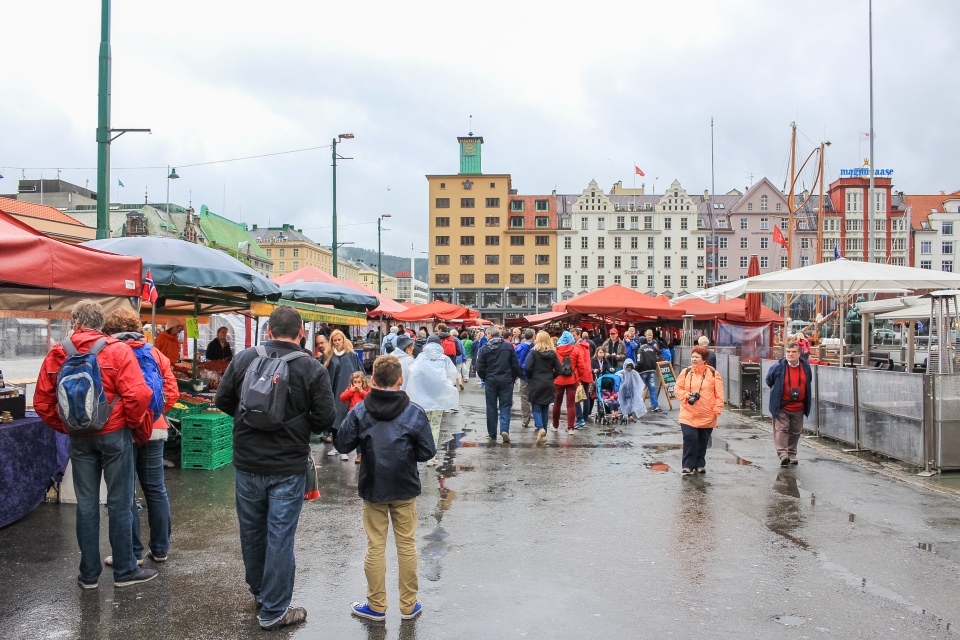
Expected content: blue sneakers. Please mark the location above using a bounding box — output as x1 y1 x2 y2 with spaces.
401 601 423 620
351 602 386 622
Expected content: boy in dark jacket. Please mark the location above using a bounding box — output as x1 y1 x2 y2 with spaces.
336 355 436 623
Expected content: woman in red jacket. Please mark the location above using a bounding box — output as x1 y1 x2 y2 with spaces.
574 330 595 428
102 307 179 565
552 331 590 433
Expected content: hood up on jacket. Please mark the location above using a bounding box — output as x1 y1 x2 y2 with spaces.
485 336 505 350
363 388 411 421
557 331 575 346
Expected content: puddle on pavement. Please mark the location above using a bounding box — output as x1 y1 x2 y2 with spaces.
649 462 670 472
821 559 927 616
774 615 807 626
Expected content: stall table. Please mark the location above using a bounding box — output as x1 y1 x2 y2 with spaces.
0 411 68 528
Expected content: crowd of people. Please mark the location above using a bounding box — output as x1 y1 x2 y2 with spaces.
32 301 814 631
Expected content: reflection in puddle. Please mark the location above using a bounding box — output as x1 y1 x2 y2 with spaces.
711 436 753 466
765 472 808 549
774 615 807 626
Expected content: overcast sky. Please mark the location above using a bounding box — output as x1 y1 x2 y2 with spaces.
2 1 957 256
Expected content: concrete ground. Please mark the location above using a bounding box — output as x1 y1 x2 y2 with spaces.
2 381 960 639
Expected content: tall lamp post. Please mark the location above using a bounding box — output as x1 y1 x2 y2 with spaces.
331 133 354 278
377 214 391 293
166 166 179 215
95 0 149 238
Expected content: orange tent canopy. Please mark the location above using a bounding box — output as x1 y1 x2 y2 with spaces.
391 300 478 322
673 297 781 323
553 285 685 319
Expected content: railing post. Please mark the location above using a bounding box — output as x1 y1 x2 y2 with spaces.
918 373 937 477
842 367 866 452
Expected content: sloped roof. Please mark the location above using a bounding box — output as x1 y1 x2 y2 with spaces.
904 193 959 230
253 225 317 244
0 196 88 226
196 206 268 258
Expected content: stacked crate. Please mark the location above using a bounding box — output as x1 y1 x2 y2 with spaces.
180 413 233 470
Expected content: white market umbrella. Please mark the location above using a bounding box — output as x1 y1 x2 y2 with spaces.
673 259 960 365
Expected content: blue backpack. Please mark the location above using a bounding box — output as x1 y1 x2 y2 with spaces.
132 343 166 422
56 338 118 434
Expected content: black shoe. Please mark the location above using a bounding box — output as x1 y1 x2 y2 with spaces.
779 457 790 466
114 568 158 588
261 606 307 630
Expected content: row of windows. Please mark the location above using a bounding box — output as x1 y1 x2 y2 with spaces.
920 261 954 272
563 274 702 290
435 198 549 211
435 254 550 266
264 247 320 259
435 273 549 285
436 216 551 228
561 255 695 270
436 235 550 246
437 182 497 190
920 241 954 254
577 215 690 231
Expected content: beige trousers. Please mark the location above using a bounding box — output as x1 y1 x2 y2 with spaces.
362 498 419 614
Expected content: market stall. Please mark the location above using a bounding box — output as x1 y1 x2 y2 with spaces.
0 211 143 526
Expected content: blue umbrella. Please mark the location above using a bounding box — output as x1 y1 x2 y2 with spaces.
279 280 379 312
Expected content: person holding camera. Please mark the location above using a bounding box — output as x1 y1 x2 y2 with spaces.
765 341 813 465
674 345 724 476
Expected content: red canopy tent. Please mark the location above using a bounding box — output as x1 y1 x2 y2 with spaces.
670 297 781 323
553 285 686 319
0 210 142 314
391 300 478 322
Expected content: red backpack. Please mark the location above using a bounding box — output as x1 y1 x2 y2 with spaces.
442 336 457 356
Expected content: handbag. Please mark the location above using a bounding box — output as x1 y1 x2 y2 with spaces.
461 362 470 380
575 384 587 403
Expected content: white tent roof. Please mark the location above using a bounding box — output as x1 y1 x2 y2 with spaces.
672 259 960 304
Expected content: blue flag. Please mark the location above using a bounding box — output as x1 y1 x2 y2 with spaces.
834 245 840 260
118 179 124 187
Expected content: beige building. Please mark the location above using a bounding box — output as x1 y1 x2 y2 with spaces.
0 196 96 244
252 224 360 282
427 134 557 322
358 269 398 299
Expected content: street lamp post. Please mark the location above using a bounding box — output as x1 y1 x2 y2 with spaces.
331 133 354 278
166 166 179 216
378 214 391 293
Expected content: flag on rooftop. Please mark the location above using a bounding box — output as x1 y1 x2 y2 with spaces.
634 166 645 176
118 179 124 187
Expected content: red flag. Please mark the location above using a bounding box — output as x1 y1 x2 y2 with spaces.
141 269 159 304
773 225 788 247
635 165 645 176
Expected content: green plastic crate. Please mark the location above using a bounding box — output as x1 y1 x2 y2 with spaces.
165 402 208 422
181 447 233 470
182 421 233 441
181 433 231 455
180 413 232 433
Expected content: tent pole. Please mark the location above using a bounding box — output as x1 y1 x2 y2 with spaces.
192 293 199 389
151 303 156 345
838 297 846 367
907 319 916 372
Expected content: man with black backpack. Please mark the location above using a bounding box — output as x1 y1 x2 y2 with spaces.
34 300 156 590
636 337 662 413
215 305 336 630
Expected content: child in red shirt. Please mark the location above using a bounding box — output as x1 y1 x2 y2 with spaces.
340 371 371 410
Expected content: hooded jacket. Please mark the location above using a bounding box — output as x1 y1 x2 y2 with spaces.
112 332 180 441
515 338 534 381
524 348 560 405
553 332 589 386
335 388 436 503
675 364 724 428
617 359 647 419
35 328 153 440
216 339 336 476
475 336 523 387
575 339 594 383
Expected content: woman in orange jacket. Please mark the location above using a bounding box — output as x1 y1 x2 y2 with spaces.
674 345 724 475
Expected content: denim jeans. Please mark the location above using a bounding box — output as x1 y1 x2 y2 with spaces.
681 424 712 470
575 382 593 421
640 371 659 410
131 439 171 559
69 428 137 583
531 403 551 430
484 382 514 437
235 470 307 624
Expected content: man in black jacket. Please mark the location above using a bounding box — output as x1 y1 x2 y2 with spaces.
475 327 523 442
215 306 335 631
336 355 435 622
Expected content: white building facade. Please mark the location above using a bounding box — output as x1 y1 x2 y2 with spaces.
556 179 708 298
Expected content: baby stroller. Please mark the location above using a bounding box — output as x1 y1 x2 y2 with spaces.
595 373 622 425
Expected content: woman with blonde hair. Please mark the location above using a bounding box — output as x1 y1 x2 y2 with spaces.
523 331 560 442
324 329 363 460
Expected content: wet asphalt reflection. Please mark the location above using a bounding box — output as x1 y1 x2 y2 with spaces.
2 381 960 638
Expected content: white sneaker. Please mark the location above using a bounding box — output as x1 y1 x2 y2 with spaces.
426 457 438 467
327 448 339 456
104 556 143 567
340 453 349 461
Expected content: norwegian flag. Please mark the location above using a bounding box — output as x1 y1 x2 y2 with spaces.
141 269 159 304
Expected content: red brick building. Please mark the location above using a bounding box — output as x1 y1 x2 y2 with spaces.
823 176 909 265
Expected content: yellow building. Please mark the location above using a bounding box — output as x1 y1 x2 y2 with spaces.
426 135 557 323
252 224 360 282
358 268 398 299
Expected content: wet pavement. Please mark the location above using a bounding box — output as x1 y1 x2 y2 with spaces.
3 381 960 638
